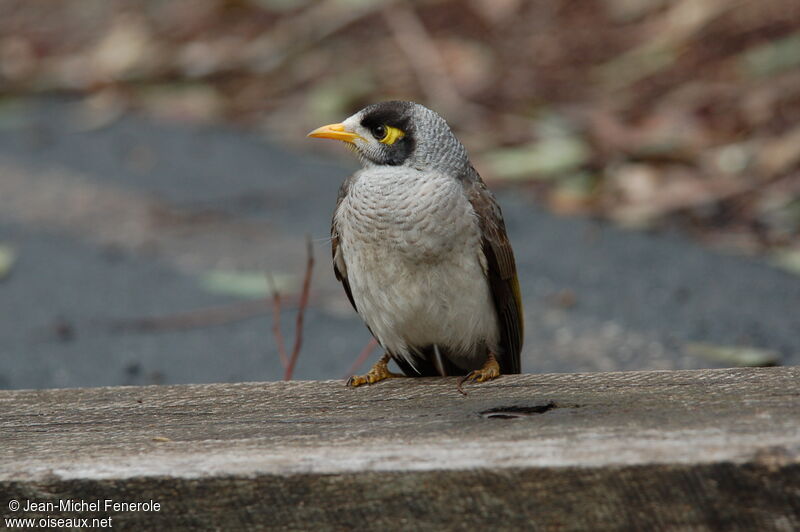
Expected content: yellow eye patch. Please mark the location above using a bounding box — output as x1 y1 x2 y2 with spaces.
379 126 405 145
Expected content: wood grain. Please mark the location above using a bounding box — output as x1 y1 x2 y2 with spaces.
1 367 799 530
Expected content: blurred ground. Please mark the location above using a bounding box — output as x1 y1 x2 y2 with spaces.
0 98 798 389
2 0 799 258
1 1 799 389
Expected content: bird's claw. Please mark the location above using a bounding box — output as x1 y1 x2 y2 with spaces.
456 354 501 395
346 354 403 388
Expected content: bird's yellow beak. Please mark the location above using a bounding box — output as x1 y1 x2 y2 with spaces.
307 123 362 143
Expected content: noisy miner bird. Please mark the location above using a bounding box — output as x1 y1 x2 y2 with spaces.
308 101 523 392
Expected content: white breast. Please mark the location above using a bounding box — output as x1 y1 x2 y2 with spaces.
335 167 499 369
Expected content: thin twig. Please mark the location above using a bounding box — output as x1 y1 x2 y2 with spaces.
344 338 379 378
284 235 314 381
108 298 297 333
266 272 289 370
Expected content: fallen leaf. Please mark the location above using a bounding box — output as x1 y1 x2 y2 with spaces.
307 70 375 125
757 194 800 238
548 172 597 214
740 31 800 79
709 142 754 175
609 163 661 204
482 136 589 181
756 126 800 177
248 0 313 12
607 166 752 227
0 244 17 281
468 0 522 24
770 249 800 276
0 37 36 81
596 0 732 88
603 0 668 22
685 342 780 367
199 270 296 299
91 13 156 81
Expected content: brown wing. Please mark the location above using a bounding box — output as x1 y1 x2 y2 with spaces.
331 174 358 313
461 165 524 374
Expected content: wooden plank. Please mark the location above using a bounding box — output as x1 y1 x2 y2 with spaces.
1 367 799 530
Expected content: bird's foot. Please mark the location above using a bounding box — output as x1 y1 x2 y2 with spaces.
347 354 404 387
457 353 501 395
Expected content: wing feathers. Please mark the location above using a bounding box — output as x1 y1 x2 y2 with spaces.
462 165 524 374
332 174 359 313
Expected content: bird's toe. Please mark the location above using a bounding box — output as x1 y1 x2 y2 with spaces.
346 354 404 388
456 353 501 394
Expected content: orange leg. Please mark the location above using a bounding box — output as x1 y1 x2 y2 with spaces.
457 353 501 395
346 354 405 387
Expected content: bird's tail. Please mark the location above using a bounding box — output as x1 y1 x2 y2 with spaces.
392 344 468 377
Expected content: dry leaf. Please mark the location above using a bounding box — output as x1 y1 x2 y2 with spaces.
482 136 589 181
685 342 780 367
91 14 156 81
0 244 16 281
199 270 296 299
770 249 800 276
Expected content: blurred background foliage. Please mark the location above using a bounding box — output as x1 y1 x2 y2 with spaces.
2 0 799 264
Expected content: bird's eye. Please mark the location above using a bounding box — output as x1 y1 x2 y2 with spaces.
371 125 387 140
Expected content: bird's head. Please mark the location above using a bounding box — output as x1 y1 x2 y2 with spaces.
308 101 468 174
